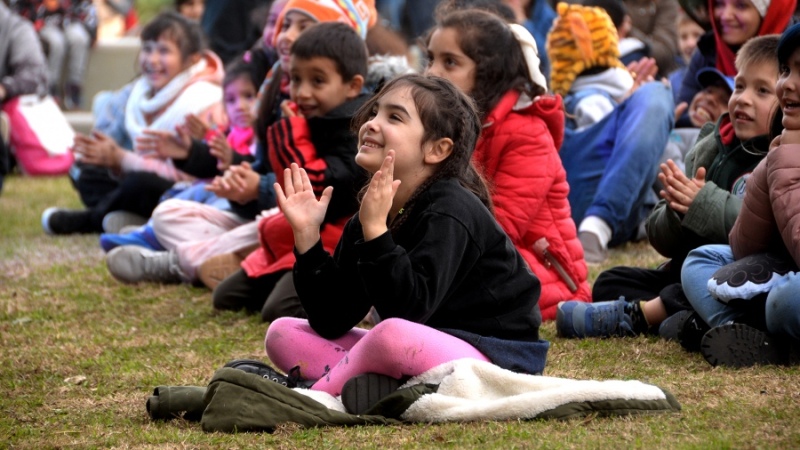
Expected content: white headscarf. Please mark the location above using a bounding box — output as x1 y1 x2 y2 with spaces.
750 0 770 17
509 23 547 92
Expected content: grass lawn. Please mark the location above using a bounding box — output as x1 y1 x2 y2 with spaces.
1 174 799 448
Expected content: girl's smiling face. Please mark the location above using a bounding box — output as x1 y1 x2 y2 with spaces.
777 47 800 131
139 35 194 93
424 27 477 95
713 0 762 46
224 75 258 129
275 11 317 70
356 86 427 178
262 0 288 50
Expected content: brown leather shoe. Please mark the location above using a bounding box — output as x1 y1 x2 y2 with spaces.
197 253 243 290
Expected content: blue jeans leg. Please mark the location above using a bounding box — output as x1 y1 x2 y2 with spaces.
682 244 742 327
765 272 800 340
585 82 674 245
562 117 614 228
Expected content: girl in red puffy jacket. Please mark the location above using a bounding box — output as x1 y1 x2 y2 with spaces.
424 8 591 320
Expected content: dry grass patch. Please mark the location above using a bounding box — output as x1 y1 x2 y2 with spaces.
2 174 800 448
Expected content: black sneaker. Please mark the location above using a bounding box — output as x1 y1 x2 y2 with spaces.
700 323 786 367
41 207 97 234
658 310 694 342
341 372 404 415
677 312 710 353
223 359 313 388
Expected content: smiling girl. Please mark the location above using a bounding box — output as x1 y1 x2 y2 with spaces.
42 11 226 235
676 0 795 126
224 74 549 414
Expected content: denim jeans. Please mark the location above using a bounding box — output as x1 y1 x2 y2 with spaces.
561 81 673 245
682 244 800 340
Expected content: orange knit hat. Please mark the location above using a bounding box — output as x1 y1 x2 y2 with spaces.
273 0 377 45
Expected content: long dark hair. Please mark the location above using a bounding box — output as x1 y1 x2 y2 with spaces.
425 9 544 119
351 74 492 231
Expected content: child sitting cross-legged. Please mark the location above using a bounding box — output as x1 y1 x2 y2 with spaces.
557 35 781 345
225 74 549 412
681 24 800 367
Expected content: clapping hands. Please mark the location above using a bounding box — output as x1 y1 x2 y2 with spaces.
658 159 706 214
205 161 260 204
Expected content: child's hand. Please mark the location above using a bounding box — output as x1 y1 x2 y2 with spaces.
658 159 706 214
136 126 192 160
781 128 800 146
275 163 332 254
359 150 401 241
674 101 688 123
626 57 658 96
73 130 124 170
184 113 210 140
205 161 260 203
280 100 301 118
208 133 234 171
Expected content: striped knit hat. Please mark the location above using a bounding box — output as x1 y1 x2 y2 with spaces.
546 2 626 96
273 0 377 45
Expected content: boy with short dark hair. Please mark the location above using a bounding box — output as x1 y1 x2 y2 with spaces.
557 35 782 344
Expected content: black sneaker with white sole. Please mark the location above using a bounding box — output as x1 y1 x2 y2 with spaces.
700 323 787 367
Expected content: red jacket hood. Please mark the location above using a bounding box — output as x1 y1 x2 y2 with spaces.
483 91 565 151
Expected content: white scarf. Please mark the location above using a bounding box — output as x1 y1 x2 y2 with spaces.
124 58 222 150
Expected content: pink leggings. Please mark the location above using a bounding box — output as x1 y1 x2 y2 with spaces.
265 317 490 396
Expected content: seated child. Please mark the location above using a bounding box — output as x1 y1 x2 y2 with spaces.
41 12 226 235
681 24 800 367
106 22 370 326
547 2 674 263
210 22 370 321
98 54 264 251
660 67 734 181
557 35 781 342
100 0 377 283
425 8 591 321
234 74 548 406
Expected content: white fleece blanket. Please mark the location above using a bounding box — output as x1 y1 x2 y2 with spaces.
297 358 673 422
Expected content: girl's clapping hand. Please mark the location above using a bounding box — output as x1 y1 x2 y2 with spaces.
275 163 332 253
360 150 401 241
